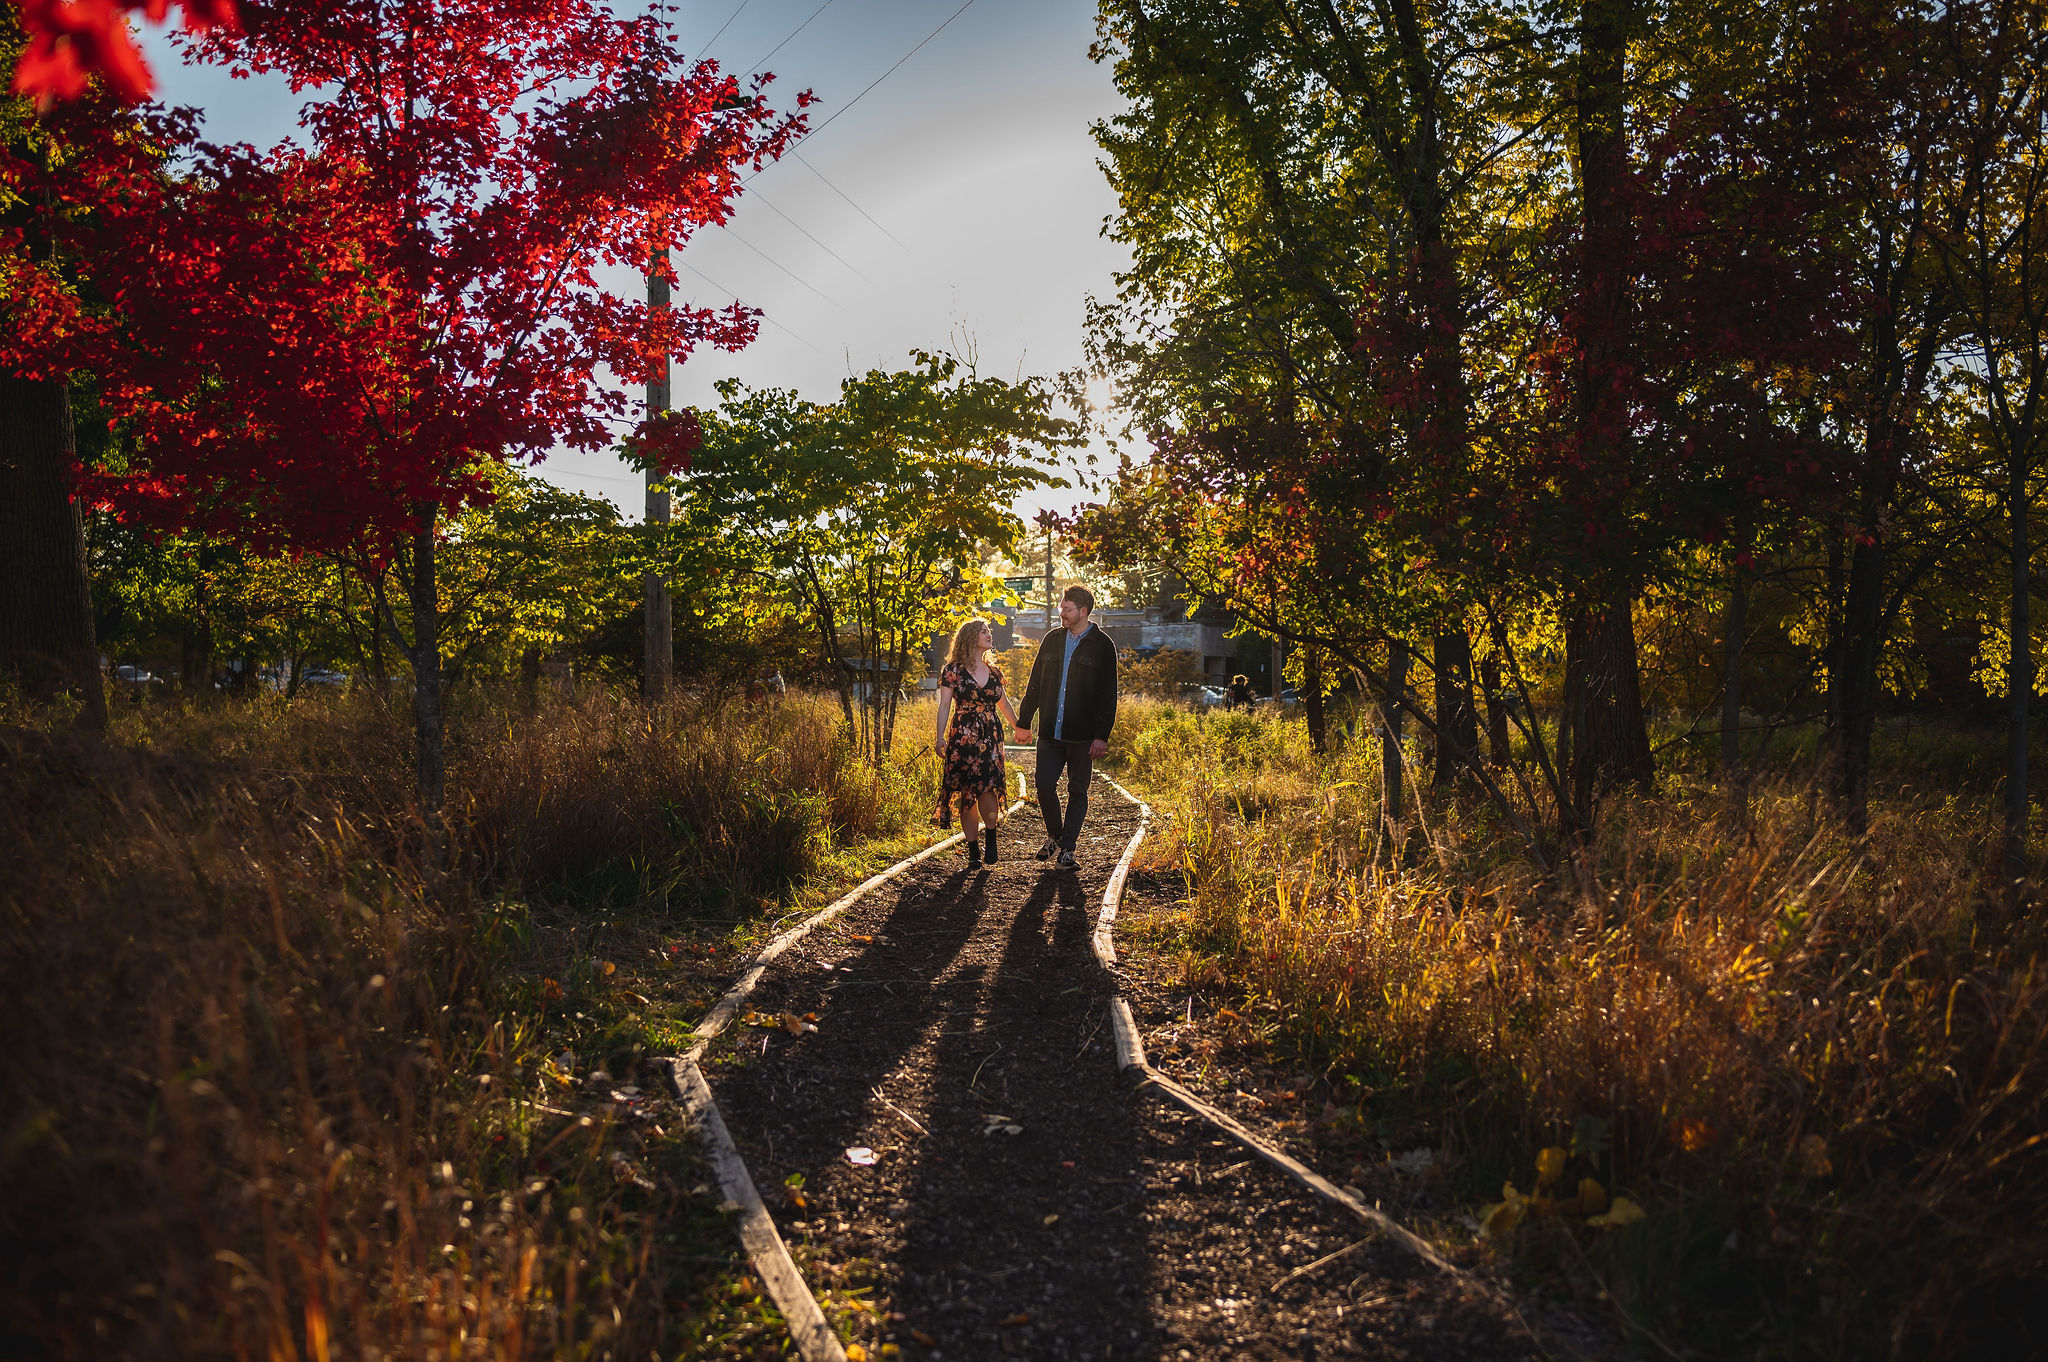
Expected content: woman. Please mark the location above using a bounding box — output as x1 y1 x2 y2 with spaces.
933 617 1019 867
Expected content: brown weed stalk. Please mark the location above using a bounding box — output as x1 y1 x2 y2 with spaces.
1127 704 2048 1358
0 687 923 1360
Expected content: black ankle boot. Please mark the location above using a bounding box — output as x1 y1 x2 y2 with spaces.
984 827 999 864
966 836 982 868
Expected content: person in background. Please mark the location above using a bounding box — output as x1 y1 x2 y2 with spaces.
1225 673 1256 708
933 617 1019 869
1014 585 1118 870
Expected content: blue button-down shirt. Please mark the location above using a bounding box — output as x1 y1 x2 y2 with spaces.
1054 624 1090 739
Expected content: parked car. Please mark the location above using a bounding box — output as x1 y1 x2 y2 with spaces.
112 664 161 686
300 668 350 688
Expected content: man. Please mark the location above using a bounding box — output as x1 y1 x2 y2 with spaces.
1014 584 1117 869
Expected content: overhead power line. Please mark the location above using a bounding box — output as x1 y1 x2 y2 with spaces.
743 0 839 75
713 224 845 310
795 149 913 254
745 0 980 184
674 258 828 356
794 0 979 150
537 465 644 488
699 0 753 55
740 183 878 284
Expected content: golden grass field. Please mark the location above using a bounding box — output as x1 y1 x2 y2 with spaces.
1115 696 2047 1358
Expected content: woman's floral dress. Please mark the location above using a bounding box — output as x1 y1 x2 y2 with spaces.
933 660 1007 827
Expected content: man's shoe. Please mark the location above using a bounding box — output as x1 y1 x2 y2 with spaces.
1056 849 1078 870
1035 837 1059 861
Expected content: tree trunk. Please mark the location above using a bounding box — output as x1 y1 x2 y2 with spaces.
1553 0 1648 829
1480 648 1510 764
1564 594 1653 823
1834 531 1888 834
805 568 857 732
519 645 542 711
1381 640 1409 844
1721 577 1750 821
405 514 446 823
1302 645 1327 754
1720 578 1749 777
367 567 395 696
1431 624 1478 789
1823 530 1846 737
642 258 674 702
179 621 214 703
0 375 105 727
2008 452 2030 879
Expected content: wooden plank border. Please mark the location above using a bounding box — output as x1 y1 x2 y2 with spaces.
665 772 1028 1362
1091 774 1460 1277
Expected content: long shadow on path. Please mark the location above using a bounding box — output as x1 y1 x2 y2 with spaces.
700 778 1542 1360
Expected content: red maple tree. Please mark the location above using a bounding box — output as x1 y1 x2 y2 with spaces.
5 0 805 811
13 0 236 103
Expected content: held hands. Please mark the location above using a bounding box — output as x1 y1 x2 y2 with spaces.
1014 726 1031 746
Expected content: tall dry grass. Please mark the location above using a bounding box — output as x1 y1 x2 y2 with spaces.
0 687 928 1360
1121 702 2048 1359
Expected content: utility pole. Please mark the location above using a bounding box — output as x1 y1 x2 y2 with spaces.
642 253 673 701
1036 510 1056 638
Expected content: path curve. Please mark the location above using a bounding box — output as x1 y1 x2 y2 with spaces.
690 762 1542 1359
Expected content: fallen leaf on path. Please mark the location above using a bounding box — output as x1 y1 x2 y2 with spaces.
845 1147 878 1166
998 1312 1030 1326
910 1330 936 1346
845 1346 867 1361
1042 1213 1059 1225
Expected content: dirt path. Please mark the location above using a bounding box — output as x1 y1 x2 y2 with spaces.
700 769 1543 1359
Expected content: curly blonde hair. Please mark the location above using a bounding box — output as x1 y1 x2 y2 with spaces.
946 617 993 667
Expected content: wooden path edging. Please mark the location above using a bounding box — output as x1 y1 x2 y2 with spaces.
666 772 1028 1362
1092 773 1461 1277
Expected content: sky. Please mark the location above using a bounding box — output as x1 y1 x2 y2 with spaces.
141 0 1133 524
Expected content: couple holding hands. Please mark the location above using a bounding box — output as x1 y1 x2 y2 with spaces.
931 585 1117 870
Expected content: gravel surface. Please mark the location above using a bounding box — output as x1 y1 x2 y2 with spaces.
700 770 1550 1359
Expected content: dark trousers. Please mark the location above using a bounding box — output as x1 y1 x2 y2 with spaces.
1036 737 1094 850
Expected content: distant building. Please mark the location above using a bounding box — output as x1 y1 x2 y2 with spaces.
1011 602 1235 683
926 582 1240 685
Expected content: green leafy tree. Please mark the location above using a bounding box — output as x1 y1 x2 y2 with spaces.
680 354 1076 764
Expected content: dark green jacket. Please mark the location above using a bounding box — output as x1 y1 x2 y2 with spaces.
1017 623 1118 742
